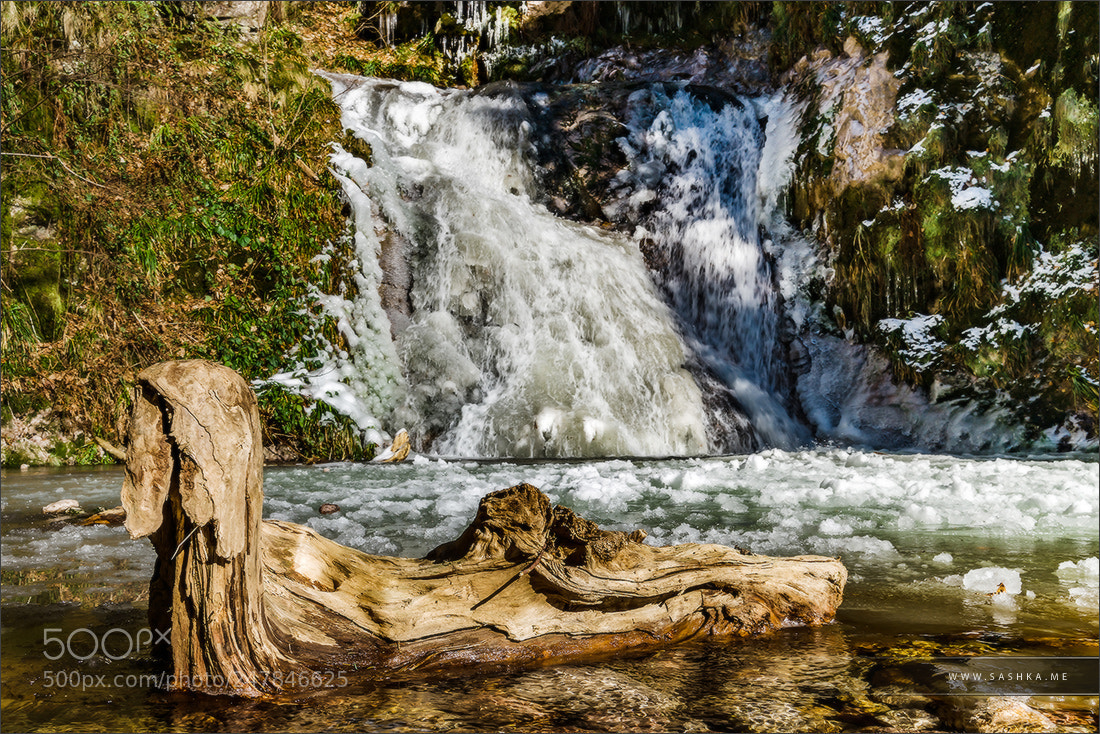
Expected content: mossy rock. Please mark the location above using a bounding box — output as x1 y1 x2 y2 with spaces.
4 200 65 342
3 180 66 324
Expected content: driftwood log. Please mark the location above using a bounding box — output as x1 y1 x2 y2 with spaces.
122 360 847 696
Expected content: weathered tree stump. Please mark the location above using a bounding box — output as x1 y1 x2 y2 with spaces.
123 360 847 696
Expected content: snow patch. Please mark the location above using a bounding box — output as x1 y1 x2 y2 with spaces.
897 88 934 118
929 166 997 210
878 314 945 369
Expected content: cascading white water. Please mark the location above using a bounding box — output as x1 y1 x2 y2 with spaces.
628 91 777 385
323 75 709 457
275 70 1042 458
609 87 811 448
279 74 816 456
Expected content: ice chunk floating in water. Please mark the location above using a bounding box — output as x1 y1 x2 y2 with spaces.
322 75 709 457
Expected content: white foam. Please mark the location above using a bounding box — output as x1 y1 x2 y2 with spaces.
818 518 852 536
809 534 898 557
1 522 153 599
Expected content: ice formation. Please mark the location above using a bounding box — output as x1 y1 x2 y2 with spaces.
316 75 710 458
259 69 1090 458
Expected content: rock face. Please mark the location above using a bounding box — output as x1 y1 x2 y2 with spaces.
799 38 905 194
784 36 910 234
123 360 847 696
778 4 1099 442
200 2 281 32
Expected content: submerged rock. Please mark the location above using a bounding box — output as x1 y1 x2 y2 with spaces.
79 506 126 526
42 499 81 515
938 696 1057 733
876 707 941 732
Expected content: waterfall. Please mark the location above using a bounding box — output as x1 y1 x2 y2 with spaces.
609 87 811 448
321 75 709 457
274 71 1032 456
254 44 1075 458
285 71 828 457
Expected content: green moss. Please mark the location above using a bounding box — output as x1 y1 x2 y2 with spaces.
5 228 65 341
1050 88 1099 177
0 2 380 464
770 2 846 73
787 3 1095 434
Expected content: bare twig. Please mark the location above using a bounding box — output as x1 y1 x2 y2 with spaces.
520 544 548 576
1 151 109 189
170 524 202 561
294 156 320 182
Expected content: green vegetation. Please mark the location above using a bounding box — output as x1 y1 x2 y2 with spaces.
782 1 1098 435
0 1 442 465
2 1 1095 463
330 35 452 85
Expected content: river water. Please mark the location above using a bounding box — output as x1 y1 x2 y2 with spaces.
2 450 1097 732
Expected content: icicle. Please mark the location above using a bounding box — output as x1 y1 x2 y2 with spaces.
381 9 396 47
617 2 631 36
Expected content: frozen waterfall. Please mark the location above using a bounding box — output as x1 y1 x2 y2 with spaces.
269 72 1026 457
608 86 811 448
321 76 716 457
275 73 822 458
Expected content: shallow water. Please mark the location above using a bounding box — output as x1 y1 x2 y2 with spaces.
2 451 1097 732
